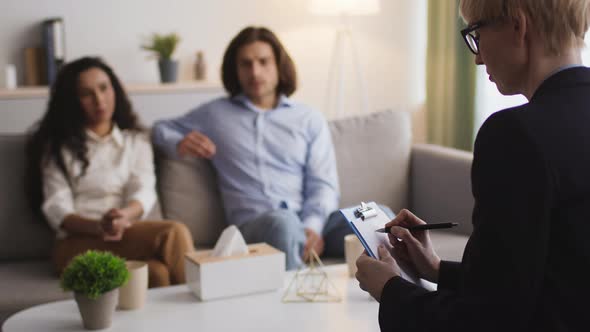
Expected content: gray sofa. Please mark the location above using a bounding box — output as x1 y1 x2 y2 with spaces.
0 110 474 325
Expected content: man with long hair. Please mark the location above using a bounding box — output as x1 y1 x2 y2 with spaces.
153 27 351 270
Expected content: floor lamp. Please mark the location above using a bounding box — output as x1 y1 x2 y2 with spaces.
309 0 380 118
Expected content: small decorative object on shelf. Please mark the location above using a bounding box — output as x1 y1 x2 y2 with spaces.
61 250 129 330
194 50 206 81
141 32 181 83
4 64 17 89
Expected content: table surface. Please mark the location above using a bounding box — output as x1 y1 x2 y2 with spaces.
3 264 381 332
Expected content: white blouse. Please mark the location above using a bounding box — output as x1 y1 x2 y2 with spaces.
42 126 157 238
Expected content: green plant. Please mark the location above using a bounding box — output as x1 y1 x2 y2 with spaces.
141 33 180 60
61 250 129 299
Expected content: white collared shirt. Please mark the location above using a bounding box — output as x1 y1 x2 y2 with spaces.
42 126 157 238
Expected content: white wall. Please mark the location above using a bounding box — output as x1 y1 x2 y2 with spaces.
0 0 426 119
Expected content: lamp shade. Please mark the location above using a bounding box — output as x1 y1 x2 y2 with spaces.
309 0 380 16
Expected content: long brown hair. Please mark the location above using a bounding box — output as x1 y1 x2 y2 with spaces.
221 26 297 97
25 56 142 215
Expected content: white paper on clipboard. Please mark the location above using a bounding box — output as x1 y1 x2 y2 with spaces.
340 202 436 290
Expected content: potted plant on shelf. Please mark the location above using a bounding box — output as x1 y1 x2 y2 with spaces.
141 32 181 83
61 250 129 330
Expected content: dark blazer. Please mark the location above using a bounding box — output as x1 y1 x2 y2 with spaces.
379 67 590 332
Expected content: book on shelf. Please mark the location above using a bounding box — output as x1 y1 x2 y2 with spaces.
24 47 44 86
41 17 65 85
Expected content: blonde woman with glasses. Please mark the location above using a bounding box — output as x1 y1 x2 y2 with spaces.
355 1 590 331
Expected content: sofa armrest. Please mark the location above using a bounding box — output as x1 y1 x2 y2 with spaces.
409 144 474 236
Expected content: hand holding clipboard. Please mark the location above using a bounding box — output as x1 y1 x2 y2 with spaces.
339 202 445 289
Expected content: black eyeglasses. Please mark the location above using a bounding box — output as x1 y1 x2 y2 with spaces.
461 21 489 55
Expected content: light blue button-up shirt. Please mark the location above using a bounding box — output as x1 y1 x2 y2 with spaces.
152 95 339 234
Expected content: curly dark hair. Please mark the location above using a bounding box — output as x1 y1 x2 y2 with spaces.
25 56 142 215
221 26 297 97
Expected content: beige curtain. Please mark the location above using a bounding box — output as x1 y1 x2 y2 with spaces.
426 0 476 151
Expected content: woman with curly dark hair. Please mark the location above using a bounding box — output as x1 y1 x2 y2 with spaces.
26 57 193 287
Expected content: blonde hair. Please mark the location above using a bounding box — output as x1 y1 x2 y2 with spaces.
459 0 590 55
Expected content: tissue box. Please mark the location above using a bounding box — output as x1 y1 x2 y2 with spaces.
185 243 286 301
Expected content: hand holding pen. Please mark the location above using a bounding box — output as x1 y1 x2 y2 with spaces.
382 209 448 282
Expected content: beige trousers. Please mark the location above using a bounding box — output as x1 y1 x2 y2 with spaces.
53 220 194 288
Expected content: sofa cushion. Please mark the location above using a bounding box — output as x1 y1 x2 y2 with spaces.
0 135 53 260
0 260 72 323
156 155 226 247
156 110 412 246
331 110 412 210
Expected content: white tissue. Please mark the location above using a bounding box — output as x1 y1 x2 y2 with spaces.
211 225 249 257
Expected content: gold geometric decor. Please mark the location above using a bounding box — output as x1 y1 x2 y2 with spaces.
282 249 341 303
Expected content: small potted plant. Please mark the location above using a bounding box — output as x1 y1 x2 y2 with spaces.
61 250 129 330
141 32 181 83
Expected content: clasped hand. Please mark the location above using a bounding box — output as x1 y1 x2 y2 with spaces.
355 209 441 301
100 208 133 241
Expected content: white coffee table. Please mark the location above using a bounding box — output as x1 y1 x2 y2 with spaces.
2 264 380 332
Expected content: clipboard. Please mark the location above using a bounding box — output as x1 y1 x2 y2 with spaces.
340 202 436 289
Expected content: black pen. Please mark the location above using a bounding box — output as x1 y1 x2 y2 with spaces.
375 222 458 233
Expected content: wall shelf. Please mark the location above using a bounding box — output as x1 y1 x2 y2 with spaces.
0 81 222 100
0 81 225 133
